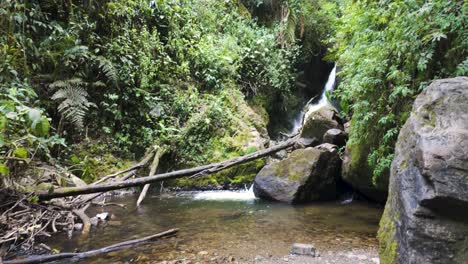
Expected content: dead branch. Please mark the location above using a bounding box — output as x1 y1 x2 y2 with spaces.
3 228 179 264
71 204 91 235
92 149 156 185
137 146 166 206
37 137 304 200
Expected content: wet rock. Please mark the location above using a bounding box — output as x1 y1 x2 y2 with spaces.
341 144 388 203
300 105 343 142
74 223 83 231
343 121 351 134
90 217 99 226
253 146 341 203
96 212 109 220
323 128 347 147
290 243 316 256
378 77 468 264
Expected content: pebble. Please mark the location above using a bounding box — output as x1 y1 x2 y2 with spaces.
96 212 109 220
74 223 83 231
197 251 208 256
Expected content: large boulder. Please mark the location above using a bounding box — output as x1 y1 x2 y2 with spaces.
253 144 341 203
323 128 347 147
300 105 343 141
341 143 388 203
378 77 468 264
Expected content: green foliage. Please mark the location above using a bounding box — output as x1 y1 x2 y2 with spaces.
330 0 467 185
50 78 95 130
1 0 302 185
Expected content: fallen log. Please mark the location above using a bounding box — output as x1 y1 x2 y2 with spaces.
92 149 157 185
3 228 179 264
37 137 303 200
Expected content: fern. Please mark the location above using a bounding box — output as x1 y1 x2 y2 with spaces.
50 78 95 130
96 56 118 84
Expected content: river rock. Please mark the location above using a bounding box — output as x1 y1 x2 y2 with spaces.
290 243 316 256
323 128 347 147
378 77 468 264
90 217 99 226
300 105 343 142
253 145 340 203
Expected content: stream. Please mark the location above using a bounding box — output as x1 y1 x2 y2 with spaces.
44 190 382 263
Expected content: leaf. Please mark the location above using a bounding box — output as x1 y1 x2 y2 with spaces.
31 117 50 137
27 108 42 124
0 164 9 176
0 115 6 130
13 148 28 159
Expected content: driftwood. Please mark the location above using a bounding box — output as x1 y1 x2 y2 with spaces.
37 137 304 200
3 228 179 264
136 146 166 206
71 204 91 235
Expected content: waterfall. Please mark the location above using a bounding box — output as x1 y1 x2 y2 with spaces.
290 65 337 134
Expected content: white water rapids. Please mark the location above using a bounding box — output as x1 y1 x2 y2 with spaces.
193 185 257 201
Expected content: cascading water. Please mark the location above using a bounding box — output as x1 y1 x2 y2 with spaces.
193 66 338 201
290 65 337 134
192 185 256 201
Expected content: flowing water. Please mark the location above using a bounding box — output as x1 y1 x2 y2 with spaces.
45 190 382 263
290 65 337 135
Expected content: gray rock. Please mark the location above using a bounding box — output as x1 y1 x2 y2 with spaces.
290 243 316 256
378 77 468 264
315 143 339 153
343 121 351 134
300 106 343 142
253 146 341 203
323 128 347 147
74 223 83 231
90 217 99 226
96 212 109 220
341 144 388 203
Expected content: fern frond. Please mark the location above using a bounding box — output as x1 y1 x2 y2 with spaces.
96 56 118 84
50 78 94 130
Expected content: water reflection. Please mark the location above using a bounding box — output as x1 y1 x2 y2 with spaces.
44 191 382 263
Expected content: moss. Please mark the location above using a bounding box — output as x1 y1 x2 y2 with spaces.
69 139 133 183
377 206 398 264
173 158 266 188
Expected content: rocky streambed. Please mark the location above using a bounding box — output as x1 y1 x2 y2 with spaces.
43 191 382 263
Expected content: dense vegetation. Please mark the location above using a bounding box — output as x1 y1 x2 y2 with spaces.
0 0 333 188
1 0 466 193
330 0 466 188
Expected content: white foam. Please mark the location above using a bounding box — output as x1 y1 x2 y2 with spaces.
193 185 257 201
290 65 337 134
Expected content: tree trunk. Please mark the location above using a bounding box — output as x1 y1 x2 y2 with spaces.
37 137 303 200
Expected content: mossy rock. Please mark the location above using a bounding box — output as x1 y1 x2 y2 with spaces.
300 105 343 141
378 77 468 263
341 140 388 203
253 145 341 203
